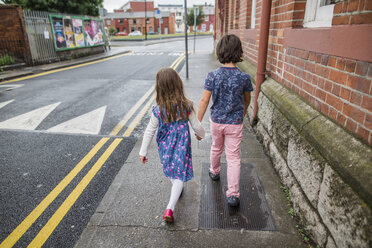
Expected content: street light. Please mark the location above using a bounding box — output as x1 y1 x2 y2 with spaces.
193 6 199 53
184 0 188 78
145 0 147 40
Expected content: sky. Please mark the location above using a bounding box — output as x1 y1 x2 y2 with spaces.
103 0 215 12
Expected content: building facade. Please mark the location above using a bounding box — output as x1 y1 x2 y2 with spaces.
200 4 215 32
158 4 185 33
189 4 215 32
215 1 371 248
103 0 175 35
215 0 371 144
119 0 155 12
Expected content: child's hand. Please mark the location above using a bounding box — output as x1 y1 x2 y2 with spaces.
140 156 148 164
195 134 202 140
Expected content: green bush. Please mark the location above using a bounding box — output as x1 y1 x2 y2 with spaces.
0 54 15 66
109 27 117 35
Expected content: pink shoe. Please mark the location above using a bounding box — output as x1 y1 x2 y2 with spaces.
163 209 174 223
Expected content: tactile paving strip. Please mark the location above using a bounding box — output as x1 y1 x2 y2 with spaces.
199 163 276 230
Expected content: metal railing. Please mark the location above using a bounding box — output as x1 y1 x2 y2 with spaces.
23 9 60 65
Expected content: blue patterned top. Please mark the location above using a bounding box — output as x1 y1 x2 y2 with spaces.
204 67 253 124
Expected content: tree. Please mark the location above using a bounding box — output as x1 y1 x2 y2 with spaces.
1 0 103 16
109 27 116 35
187 6 205 28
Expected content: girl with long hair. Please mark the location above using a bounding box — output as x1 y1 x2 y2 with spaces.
139 68 205 223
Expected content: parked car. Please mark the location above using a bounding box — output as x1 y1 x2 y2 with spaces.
128 31 143 36
115 32 128 36
147 31 159 35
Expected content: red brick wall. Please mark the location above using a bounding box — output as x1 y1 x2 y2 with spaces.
192 14 215 31
130 1 155 12
0 5 31 64
115 18 129 32
160 16 170 34
215 0 372 145
333 0 372 25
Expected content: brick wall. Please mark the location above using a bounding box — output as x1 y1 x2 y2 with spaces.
192 14 215 32
0 5 31 64
333 0 372 25
129 1 155 12
215 0 372 145
114 18 129 32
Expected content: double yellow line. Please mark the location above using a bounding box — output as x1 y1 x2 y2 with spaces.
0 52 186 248
170 52 187 70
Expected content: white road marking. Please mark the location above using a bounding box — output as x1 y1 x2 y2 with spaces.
127 52 178 56
0 84 24 93
47 106 106 135
0 102 60 130
0 99 14 110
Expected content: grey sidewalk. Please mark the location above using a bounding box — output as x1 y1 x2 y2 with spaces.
74 51 304 247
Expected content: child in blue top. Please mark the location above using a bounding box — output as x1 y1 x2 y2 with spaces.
197 34 253 207
139 68 205 223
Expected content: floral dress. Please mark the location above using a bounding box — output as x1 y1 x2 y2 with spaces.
153 106 193 182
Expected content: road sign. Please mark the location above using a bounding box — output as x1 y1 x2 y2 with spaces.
155 9 161 19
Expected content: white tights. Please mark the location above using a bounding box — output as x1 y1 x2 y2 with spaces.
166 179 184 211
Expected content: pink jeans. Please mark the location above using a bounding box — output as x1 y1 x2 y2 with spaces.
210 120 243 197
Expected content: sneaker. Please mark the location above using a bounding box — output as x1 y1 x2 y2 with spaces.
227 196 240 207
209 171 220 181
163 209 174 223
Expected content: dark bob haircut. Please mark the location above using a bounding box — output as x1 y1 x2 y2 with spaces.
216 34 243 64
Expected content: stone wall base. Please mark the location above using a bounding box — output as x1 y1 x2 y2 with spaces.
238 60 372 248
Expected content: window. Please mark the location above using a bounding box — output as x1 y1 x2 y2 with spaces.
202 24 206 31
107 20 111 25
251 0 256 29
235 0 240 29
133 19 136 24
123 28 126 33
205 15 209 21
160 18 163 24
304 0 335 27
120 19 124 25
245 0 256 29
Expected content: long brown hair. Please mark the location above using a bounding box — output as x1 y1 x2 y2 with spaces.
155 68 193 123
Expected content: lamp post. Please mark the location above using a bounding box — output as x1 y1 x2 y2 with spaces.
184 0 189 78
193 6 198 53
145 0 147 40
